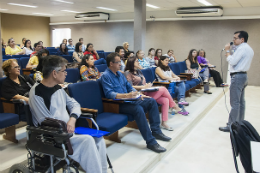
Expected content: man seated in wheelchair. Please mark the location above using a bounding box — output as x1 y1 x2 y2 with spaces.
29 55 107 173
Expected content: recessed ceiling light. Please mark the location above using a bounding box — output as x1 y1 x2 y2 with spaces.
0 8 8 11
55 0 74 4
61 10 81 13
146 4 159 9
8 3 37 8
197 0 212 6
96 7 117 11
33 13 53 16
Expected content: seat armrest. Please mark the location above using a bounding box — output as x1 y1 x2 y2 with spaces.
180 73 192 80
102 98 124 103
81 108 98 113
80 113 94 119
153 81 170 85
178 75 187 79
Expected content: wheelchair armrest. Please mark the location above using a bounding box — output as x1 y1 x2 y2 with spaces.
27 126 73 143
80 113 94 119
102 98 124 104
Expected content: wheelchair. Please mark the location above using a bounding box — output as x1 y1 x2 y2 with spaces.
9 101 114 173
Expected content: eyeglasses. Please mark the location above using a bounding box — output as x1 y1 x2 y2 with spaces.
12 66 21 69
113 61 121 64
58 69 67 74
233 37 240 40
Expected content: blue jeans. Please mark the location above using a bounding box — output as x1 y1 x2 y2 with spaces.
94 58 107 65
228 73 248 125
119 98 161 145
175 81 186 108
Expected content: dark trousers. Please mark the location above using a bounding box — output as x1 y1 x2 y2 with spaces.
119 98 161 145
210 69 223 87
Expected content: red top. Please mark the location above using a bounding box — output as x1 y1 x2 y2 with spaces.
30 51 37 57
84 51 97 60
154 56 159 60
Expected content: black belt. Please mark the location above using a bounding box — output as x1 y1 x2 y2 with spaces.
230 72 247 76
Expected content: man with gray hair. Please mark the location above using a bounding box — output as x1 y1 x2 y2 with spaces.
29 55 107 173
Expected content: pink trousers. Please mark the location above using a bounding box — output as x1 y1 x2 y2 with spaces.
144 87 176 121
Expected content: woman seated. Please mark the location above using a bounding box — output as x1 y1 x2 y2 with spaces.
5 38 24 55
155 56 189 115
57 43 68 55
197 49 228 87
72 42 84 63
22 40 33 55
154 49 162 66
185 49 212 94
20 38 26 49
79 54 101 81
125 56 182 130
145 48 156 67
26 48 49 69
164 50 178 63
62 38 67 45
136 50 150 69
123 42 130 57
2 38 7 49
1 59 35 104
84 43 100 60
33 49 50 82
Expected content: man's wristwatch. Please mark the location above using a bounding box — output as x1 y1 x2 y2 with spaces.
226 50 230 53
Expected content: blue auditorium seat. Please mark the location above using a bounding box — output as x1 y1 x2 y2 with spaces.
97 52 105 59
3 55 12 59
20 57 30 69
62 55 73 62
96 50 104 52
96 64 107 73
68 81 128 135
104 52 113 59
65 68 81 83
2 48 5 56
141 68 155 83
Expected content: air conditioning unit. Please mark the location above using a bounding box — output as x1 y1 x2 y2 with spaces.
176 6 223 17
75 12 109 21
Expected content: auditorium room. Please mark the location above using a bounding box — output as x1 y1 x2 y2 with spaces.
1 0 260 173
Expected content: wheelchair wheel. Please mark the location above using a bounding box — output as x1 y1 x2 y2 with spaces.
9 163 30 173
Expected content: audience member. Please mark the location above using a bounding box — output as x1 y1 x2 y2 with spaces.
136 50 150 69
27 48 49 69
145 48 156 67
185 49 212 94
154 49 162 66
33 49 50 82
125 56 181 130
57 43 69 55
22 40 33 55
115 46 126 72
1 59 35 103
1 38 7 49
124 51 134 65
67 38 75 52
79 38 86 51
5 38 24 55
155 56 189 115
123 42 130 58
73 42 84 63
29 55 107 173
62 38 67 45
20 38 26 49
84 43 100 60
38 41 45 49
101 52 171 153
164 50 177 63
79 54 100 81
197 49 228 87
30 42 42 57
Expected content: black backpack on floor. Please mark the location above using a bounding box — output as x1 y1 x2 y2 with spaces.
230 120 260 173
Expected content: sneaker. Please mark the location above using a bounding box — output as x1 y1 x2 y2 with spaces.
178 98 189 106
178 108 189 116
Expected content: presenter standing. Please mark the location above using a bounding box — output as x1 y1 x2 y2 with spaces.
219 31 254 132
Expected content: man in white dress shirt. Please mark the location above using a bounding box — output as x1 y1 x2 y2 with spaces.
219 31 254 132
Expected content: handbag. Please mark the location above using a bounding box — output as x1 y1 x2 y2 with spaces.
187 69 199 79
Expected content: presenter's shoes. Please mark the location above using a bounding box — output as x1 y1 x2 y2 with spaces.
152 132 172 141
147 143 166 153
178 108 189 116
219 126 230 132
178 98 189 106
204 91 212 94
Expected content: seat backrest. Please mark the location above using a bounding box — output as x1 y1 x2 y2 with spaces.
169 63 180 75
96 50 104 52
62 55 73 62
177 61 188 73
20 57 30 69
97 52 105 59
96 64 107 73
104 52 113 59
141 68 155 83
65 68 80 83
2 48 5 56
68 81 104 113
